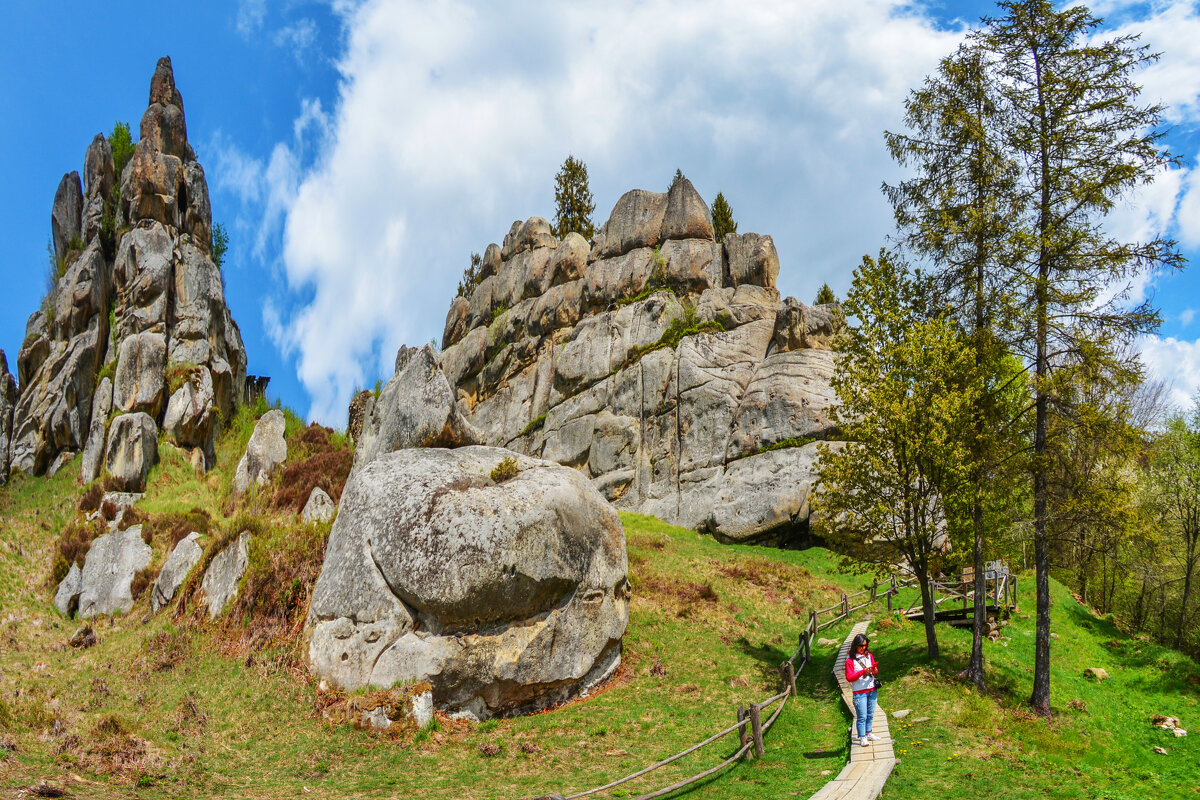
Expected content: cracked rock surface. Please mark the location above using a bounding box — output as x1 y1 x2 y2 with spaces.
307 446 629 720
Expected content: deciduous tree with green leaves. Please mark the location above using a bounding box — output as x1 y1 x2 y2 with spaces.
813 251 977 659
552 156 595 240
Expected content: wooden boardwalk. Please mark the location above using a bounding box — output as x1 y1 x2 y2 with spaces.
808 621 896 800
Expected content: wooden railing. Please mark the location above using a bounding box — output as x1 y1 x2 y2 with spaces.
532 572 919 800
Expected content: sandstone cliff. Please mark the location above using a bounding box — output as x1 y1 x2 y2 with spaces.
429 178 841 545
9 57 246 486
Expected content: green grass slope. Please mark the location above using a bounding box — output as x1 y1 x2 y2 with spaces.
0 413 1196 799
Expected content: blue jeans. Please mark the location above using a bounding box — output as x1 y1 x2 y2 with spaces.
852 689 877 738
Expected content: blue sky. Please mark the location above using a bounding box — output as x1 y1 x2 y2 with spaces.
2 0 1198 426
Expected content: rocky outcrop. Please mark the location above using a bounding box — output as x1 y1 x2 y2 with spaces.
9 56 246 479
233 409 286 495
54 563 84 617
162 364 216 464
75 526 153 619
353 345 481 468
200 532 250 619
346 390 374 444
0 351 16 485
104 412 158 492
419 179 843 545
307 446 630 720
151 532 203 613
80 376 113 484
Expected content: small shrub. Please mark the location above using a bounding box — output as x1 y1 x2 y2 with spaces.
165 362 201 395
490 302 510 324
478 742 502 757
491 456 519 482
78 483 104 513
49 519 104 587
142 507 212 547
270 423 354 515
519 413 547 438
130 566 154 601
143 629 190 672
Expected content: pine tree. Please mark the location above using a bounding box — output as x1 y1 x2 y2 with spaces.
984 0 1182 716
884 39 1026 693
711 192 737 242
552 156 595 240
815 283 836 305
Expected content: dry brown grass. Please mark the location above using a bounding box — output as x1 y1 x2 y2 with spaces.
47 518 105 587
269 424 353 516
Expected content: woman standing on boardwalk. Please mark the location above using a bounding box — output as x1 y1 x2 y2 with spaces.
845 633 880 747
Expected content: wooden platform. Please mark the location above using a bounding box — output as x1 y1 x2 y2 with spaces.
807 621 896 800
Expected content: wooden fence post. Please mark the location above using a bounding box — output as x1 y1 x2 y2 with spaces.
737 704 748 750
842 594 849 616
781 661 797 697
887 590 893 613
871 580 878 601
803 630 811 663
810 610 818 635
749 703 764 757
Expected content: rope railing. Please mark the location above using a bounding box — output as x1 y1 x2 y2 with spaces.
532 570 922 800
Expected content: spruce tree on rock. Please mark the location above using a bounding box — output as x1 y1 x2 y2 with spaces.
711 192 737 242
815 283 836 305
552 156 596 240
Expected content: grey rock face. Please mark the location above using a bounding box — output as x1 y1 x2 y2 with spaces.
301 487 335 524
51 171 83 261
104 412 158 492
80 376 112 484
113 331 167 418
307 447 629 719
200 531 251 619
54 562 84 617
162 364 215 462
152 532 203 613
81 134 113 244
354 345 481 469
429 185 845 545
0 350 16 485
233 409 286 495
77 526 153 619
9 321 102 475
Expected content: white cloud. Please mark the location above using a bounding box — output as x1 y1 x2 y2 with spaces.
1181 308 1195 326
1139 334 1200 409
1102 1 1200 124
236 0 267 37
274 18 319 63
1179 153 1200 249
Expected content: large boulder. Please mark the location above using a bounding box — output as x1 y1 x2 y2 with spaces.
200 532 251 619
113 332 167 418
724 232 780 291
301 487 335 524
233 410 287 495
80 376 113 484
703 443 831 545
151 532 203 613
593 190 669 259
81 134 113 244
54 563 84 617
104 412 158 492
307 447 630 720
354 345 481 468
76 526 153 619
661 177 714 243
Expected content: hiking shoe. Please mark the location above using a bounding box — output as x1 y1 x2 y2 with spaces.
860 736 870 747
867 733 882 741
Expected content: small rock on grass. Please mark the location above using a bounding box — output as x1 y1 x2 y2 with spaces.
1083 667 1110 680
68 625 97 649
893 709 911 719
1154 746 1168 755
818 637 839 647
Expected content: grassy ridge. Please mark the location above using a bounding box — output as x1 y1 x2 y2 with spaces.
0 416 1197 798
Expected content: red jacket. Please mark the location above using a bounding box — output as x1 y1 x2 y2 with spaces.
845 651 877 693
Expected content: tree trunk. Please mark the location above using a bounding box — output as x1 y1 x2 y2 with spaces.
964 497 987 689
1179 533 1196 649
918 571 940 660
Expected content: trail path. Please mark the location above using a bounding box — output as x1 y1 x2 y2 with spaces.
808 620 897 800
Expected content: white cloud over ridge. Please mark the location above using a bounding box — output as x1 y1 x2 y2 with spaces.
240 0 1200 425
260 0 966 423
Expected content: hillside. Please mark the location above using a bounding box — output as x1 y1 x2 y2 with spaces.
0 408 1196 798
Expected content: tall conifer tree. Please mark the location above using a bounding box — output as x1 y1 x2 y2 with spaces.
552 156 596 240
